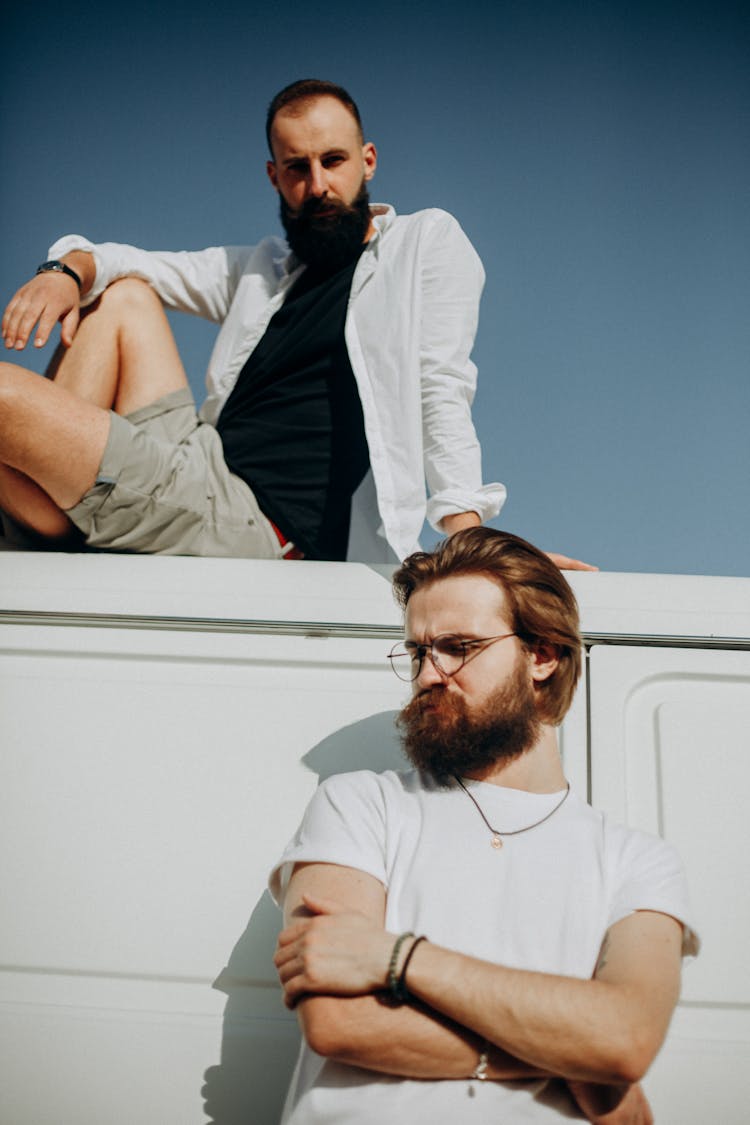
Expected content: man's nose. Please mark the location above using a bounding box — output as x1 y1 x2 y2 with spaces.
413 649 446 691
308 162 328 198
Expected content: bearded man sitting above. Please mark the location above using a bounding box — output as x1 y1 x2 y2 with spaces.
0 79 509 563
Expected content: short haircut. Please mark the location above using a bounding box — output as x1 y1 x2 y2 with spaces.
392 528 582 726
266 79 364 155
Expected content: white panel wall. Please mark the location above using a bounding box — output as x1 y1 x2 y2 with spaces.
2 556 749 1124
589 645 750 1125
0 618 408 1125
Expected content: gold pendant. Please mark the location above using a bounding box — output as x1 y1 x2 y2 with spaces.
491 834 503 849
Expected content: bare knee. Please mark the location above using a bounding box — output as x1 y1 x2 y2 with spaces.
89 276 163 320
0 361 35 413
11 505 75 542
0 359 29 384
0 462 75 542
0 362 62 427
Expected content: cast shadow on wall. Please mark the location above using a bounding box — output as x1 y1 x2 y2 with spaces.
202 709 403 1125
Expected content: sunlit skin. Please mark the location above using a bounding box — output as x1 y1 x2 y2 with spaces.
404 574 565 790
271 569 683 1115
266 96 377 237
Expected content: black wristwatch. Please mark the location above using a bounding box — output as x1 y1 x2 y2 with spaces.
36 260 83 291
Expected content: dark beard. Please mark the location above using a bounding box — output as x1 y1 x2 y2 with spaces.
280 180 371 273
396 661 541 786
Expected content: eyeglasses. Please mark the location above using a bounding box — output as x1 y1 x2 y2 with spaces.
388 632 516 682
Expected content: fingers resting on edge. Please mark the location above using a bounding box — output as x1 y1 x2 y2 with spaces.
2 273 81 352
545 551 598 572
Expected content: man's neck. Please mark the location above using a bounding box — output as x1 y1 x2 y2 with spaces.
463 725 567 793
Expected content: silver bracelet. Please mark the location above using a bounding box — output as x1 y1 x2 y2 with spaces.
471 1044 489 1081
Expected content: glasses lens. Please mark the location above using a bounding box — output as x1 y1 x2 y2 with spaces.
388 646 419 681
431 636 466 676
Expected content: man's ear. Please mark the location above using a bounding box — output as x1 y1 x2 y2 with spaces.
362 142 377 182
267 161 279 190
528 641 559 685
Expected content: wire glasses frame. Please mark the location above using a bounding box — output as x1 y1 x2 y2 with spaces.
387 632 517 682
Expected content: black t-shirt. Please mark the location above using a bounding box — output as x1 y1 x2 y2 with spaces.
215 255 370 560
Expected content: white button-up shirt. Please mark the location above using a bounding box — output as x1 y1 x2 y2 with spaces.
50 205 505 562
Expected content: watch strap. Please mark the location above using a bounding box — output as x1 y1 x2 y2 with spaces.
36 260 83 291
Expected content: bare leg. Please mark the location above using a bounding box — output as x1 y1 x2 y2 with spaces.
46 277 190 413
0 463 79 540
0 279 189 539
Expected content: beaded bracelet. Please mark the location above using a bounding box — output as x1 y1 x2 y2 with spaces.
393 934 427 1003
386 931 414 1003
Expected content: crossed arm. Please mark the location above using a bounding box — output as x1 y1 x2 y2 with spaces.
275 861 683 1122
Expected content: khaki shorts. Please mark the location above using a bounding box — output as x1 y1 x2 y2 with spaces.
67 389 282 557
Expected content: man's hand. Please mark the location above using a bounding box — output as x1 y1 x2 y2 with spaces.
568 1080 654 1124
3 272 80 351
437 519 598 571
545 552 599 572
277 867 550 1080
2 252 93 351
275 893 394 1008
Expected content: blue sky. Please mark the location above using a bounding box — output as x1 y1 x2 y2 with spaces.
2 0 747 576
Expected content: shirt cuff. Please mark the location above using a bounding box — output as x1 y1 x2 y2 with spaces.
47 235 105 306
426 482 507 531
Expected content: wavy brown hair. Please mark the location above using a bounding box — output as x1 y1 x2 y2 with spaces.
392 528 582 725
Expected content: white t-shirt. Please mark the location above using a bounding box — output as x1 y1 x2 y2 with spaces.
270 769 698 1124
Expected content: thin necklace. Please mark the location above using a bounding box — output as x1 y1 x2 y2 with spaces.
454 776 571 850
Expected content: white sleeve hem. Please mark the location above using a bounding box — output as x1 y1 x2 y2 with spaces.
426 482 507 529
607 905 701 959
47 234 105 306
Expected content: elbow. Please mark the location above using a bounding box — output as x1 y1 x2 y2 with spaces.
605 1057 647 1087
297 996 352 1059
597 1027 661 1085
582 986 672 1084
618 1040 657 1086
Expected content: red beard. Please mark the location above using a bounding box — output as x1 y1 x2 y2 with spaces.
397 660 540 785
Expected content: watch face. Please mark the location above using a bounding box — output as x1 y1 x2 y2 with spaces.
36 260 81 288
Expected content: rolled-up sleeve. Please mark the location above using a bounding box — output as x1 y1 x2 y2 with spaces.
417 213 505 529
47 233 252 323
269 771 388 909
609 830 700 958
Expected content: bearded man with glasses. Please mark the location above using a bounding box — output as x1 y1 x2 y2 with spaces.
270 527 698 1125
